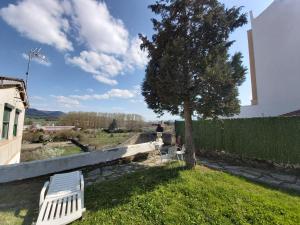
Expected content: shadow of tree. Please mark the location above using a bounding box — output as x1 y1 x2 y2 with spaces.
84 162 184 212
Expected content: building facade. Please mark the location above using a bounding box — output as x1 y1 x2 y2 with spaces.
237 0 300 118
0 77 28 165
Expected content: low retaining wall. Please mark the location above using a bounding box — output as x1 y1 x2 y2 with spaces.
0 142 156 184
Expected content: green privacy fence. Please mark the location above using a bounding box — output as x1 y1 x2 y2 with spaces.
175 117 300 165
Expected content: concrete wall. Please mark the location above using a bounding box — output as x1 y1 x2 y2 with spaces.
0 87 26 164
237 0 300 118
0 142 157 183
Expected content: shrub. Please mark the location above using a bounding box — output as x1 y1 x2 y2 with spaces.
175 117 300 165
23 131 44 143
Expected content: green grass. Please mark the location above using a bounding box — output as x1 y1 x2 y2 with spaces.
21 145 83 162
60 146 83 156
80 132 135 149
75 163 300 225
1 163 299 225
0 178 45 225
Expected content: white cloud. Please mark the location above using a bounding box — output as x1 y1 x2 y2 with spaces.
66 40 148 85
0 0 72 51
0 0 148 85
69 0 128 55
22 53 51 66
86 88 94 93
30 95 46 101
93 75 118 86
70 88 136 101
65 0 148 85
51 95 80 108
130 99 143 103
65 50 124 85
125 37 148 70
50 88 136 110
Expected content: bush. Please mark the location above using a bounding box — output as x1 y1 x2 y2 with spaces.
23 130 82 143
51 130 82 142
175 117 300 165
23 131 44 143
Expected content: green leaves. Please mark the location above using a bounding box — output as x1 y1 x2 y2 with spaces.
175 117 300 165
141 0 247 118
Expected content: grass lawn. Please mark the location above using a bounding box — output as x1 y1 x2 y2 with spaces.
80 132 135 149
75 163 300 225
0 163 299 225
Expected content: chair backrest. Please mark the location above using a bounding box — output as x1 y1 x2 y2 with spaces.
181 144 186 153
47 171 81 198
156 132 163 144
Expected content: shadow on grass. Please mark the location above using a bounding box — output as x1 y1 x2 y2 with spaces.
0 178 47 225
84 162 185 213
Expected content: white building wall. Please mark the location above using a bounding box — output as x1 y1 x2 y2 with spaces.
237 0 300 118
0 87 25 165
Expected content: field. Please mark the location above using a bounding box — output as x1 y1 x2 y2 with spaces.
80 131 136 150
21 144 83 162
21 131 136 161
1 162 299 225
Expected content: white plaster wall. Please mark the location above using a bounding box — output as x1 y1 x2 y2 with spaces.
0 87 25 165
238 0 300 118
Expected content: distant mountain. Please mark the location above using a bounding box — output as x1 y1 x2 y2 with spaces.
26 108 65 119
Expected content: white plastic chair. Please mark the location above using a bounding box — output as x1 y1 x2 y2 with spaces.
36 171 85 225
176 144 186 161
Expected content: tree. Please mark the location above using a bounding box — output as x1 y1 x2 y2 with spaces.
108 119 118 132
140 0 247 168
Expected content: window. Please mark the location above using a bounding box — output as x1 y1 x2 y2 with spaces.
13 110 20 137
2 106 12 139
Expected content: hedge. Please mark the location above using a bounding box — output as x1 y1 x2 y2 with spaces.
175 117 300 165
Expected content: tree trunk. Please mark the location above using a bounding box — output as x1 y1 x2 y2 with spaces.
183 100 196 169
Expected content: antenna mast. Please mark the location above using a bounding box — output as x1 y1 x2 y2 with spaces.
25 48 48 88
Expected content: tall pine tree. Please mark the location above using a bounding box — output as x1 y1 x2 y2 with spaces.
140 0 247 168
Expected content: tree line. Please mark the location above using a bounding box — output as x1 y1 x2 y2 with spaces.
59 112 144 130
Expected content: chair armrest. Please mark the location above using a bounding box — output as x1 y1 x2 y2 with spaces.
80 174 84 192
80 174 85 210
39 181 49 210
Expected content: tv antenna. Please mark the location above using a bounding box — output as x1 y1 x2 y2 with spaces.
25 48 48 88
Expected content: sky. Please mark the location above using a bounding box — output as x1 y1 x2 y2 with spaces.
0 0 273 121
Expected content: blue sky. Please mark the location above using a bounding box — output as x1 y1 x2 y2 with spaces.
0 0 273 120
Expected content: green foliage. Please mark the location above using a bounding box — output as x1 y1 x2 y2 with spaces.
79 131 135 149
140 0 247 118
1 163 300 224
71 163 300 225
21 146 82 162
108 119 118 131
22 131 44 143
175 117 300 165
23 130 82 143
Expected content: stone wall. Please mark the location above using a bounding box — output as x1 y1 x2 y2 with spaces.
0 142 156 184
